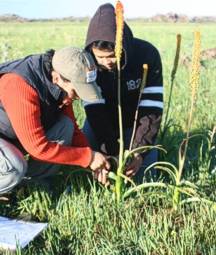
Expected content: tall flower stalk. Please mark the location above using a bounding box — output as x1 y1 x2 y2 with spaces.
173 31 201 209
129 64 148 151
161 34 181 140
114 0 125 202
179 31 201 177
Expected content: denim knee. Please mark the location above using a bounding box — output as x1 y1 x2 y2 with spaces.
46 115 74 146
0 138 27 194
59 115 74 145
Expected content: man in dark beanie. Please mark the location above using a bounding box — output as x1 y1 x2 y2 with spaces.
0 47 110 195
83 3 163 183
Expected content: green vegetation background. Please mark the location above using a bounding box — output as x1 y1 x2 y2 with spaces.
0 21 216 254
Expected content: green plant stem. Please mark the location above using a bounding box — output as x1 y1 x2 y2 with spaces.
129 65 148 151
161 75 175 140
115 164 124 202
178 100 195 181
115 66 124 203
173 100 195 209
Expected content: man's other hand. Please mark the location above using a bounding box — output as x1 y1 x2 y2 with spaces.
89 151 110 185
125 154 143 177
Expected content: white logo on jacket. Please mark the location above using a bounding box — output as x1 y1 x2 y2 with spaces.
126 79 141 91
86 69 97 83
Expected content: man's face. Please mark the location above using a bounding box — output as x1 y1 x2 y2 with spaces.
52 71 79 100
60 80 79 100
92 47 117 71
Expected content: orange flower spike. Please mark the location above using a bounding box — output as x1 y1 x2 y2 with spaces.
115 1 124 69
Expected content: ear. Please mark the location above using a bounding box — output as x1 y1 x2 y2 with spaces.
51 70 61 84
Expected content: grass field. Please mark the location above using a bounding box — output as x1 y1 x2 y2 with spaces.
0 21 216 254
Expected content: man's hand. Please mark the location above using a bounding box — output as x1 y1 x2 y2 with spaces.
125 153 143 177
89 151 110 185
93 168 110 186
89 151 110 171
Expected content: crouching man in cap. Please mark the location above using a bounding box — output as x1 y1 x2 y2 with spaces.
0 47 110 195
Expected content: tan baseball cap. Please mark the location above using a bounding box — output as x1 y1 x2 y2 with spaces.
52 47 102 102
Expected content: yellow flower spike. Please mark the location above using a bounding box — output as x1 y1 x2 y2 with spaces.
143 64 148 74
141 64 148 94
162 34 182 138
171 34 181 80
115 1 124 70
190 31 201 104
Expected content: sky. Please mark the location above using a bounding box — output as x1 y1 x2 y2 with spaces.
0 0 215 19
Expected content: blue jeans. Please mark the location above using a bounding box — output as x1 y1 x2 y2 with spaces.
0 115 74 194
83 120 158 183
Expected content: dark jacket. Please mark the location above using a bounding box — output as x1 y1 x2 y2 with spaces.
0 50 64 132
84 3 163 156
